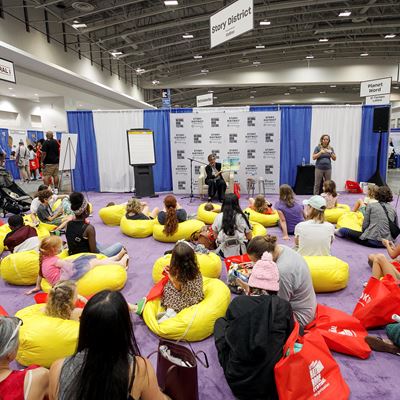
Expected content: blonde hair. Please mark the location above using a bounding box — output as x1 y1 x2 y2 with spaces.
253 195 267 213
45 280 76 320
367 184 378 199
307 207 325 223
126 198 142 215
39 236 63 277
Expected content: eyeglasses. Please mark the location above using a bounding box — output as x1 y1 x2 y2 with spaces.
2 317 23 349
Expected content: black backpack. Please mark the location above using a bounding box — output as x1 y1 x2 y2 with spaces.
214 295 294 400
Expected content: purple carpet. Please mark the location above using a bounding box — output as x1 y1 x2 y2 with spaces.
1 191 399 399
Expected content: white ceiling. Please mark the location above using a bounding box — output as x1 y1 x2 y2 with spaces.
0 80 57 101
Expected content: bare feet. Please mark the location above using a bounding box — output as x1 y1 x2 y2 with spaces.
120 254 129 270
115 247 127 261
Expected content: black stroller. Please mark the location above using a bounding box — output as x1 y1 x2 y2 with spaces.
0 168 32 216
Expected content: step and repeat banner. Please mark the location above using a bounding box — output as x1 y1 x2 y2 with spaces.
170 110 281 194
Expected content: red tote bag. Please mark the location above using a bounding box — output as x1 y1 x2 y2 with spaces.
305 304 371 359
224 253 251 272
352 275 400 329
275 322 350 400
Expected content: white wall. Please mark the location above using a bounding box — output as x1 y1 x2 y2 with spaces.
39 97 68 132
0 96 41 129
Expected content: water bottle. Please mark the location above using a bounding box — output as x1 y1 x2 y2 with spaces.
302 157 305 166
392 314 400 323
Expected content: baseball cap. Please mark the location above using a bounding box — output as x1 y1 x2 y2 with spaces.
302 195 326 211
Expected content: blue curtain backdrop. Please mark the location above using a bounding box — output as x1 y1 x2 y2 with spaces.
56 132 63 141
357 106 389 183
67 111 100 192
27 130 44 144
250 106 312 187
143 109 173 192
0 128 9 157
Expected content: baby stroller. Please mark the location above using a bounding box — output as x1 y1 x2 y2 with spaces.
0 168 32 216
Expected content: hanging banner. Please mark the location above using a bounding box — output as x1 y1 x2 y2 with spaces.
0 58 16 84
170 110 280 194
162 89 171 108
210 0 254 48
365 94 390 105
197 93 213 107
360 77 392 97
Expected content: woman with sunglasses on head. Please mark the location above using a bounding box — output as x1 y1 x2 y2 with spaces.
0 316 49 399
49 290 170 400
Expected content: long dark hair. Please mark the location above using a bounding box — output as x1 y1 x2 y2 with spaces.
221 193 251 236
170 242 199 284
163 195 179 236
62 291 140 400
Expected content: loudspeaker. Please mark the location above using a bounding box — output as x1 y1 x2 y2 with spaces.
133 165 155 197
373 107 390 133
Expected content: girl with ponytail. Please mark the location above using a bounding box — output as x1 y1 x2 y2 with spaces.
157 195 187 236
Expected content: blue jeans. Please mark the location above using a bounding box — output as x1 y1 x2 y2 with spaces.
96 242 124 257
338 228 385 248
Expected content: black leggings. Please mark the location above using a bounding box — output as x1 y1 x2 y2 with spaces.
338 228 385 248
206 178 226 201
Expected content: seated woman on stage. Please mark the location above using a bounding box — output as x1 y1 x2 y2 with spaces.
157 195 187 237
205 154 227 202
337 186 398 248
126 198 159 220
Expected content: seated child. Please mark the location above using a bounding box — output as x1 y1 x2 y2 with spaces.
25 236 129 295
248 195 274 215
235 251 279 296
125 198 159 220
321 180 338 209
3 215 39 253
44 280 86 321
353 183 378 215
204 202 220 213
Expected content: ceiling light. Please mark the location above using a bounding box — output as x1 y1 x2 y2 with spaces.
8 87 13 90
34 93 38 96
250 96 255 99
250 90 257 93
319 38 329 42
213 96 218 99
164 0 178 5
284 93 290 96
330 85 336 88
259 21 271 26
338 11 351 17
255 45 265 49
253 61 261 65
152 80 160 85
193 55 202 59
393 86 399 89
182 34 194 39
320 91 326 94
290 86 296 89
135 68 145 74
306 55 314 59
201 69 209 73
385 34 396 39
73 19 80 24
208 90 214 93
72 23 87 29
360 52 369 56
111 51 123 57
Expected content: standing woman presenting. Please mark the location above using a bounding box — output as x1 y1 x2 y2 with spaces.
312 134 336 195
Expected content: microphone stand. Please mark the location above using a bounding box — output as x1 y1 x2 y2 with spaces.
181 158 207 202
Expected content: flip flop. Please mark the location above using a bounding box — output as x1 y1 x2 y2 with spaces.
365 336 400 355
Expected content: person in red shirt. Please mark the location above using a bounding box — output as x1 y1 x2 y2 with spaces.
3 215 39 253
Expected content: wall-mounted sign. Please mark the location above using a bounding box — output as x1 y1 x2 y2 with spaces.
196 93 214 107
162 89 171 108
365 94 390 105
0 58 16 84
360 77 392 97
210 0 254 48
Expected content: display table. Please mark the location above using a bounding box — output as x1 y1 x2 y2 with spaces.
294 165 320 195
5 159 20 180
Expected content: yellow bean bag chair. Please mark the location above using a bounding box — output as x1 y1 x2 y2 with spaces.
143 277 230 341
120 215 155 238
98 204 126 226
336 211 363 232
304 256 349 293
0 216 50 245
0 250 39 285
324 204 351 224
153 219 205 243
40 253 127 297
244 208 279 227
152 252 222 283
252 222 267 237
15 304 79 368
197 203 221 225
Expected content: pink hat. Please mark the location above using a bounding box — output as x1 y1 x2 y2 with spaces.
248 251 279 292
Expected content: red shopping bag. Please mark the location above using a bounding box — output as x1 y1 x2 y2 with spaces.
305 304 371 359
0 306 8 316
224 253 251 272
274 322 350 400
146 272 169 302
233 182 241 199
352 275 400 329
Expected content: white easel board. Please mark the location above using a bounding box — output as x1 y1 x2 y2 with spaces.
59 133 78 171
127 129 155 165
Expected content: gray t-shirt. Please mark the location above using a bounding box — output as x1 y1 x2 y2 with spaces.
36 203 52 222
276 245 317 326
314 145 334 170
